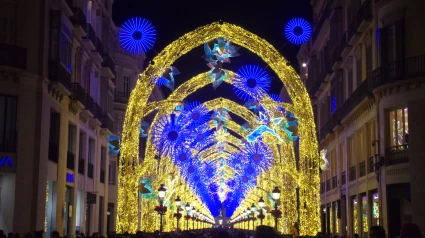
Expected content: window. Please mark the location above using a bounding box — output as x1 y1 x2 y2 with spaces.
109 161 116 185
326 179 331 192
123 75 130 98
347 66 353 97
341 171 346 185
332 176 338 189
0 2 17 45
49 110 60 162
388 107 409 148
67 125 76 170
320 182 325 194
359 161 366 177
79 132 86 175
100 147 106 183
372 192 380 226
330 82 337 114
356 56 362 87
88 138 95 178
388 25 396 63
361 195 368 237
0 95 17 152
352 197 359 235
349 166 356 181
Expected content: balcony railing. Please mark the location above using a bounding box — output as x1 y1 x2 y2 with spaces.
0 43 27 69
69 7 87 28
115 90 129 104
71 83 87 106
369 55 425 90
102 53 116 77
101 114 114 132
386 144 409 165
49 61 72 91
88 162 94 178
93 103 102 121
48 141 59 163
67 151 75 170
0 129 17 152
78 158 85 175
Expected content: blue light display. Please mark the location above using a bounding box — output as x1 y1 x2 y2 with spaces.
0 156 14 167
151 114 189 157
156 66 180 91
243 141 274 173
107 135 120 155
233 64 271 101
119 17 156 54
285 18 312 45
331 96 337 114
182 102 210 129
189 125 215 150
66 173 74 183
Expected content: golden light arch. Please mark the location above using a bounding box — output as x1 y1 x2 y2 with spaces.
118 22 320 235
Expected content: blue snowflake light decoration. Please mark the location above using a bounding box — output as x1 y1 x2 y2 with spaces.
285 18 312 45
107 135 120 155
243 141 274 173
233 65 271 101
182 102 210 129
173 146 192 168
119 17 156 54
151 114 188 157
189 125 215 150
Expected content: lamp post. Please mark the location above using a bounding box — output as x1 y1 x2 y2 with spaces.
251 203 256 230
158 184 167 234
175 196 181 230
272 186 281 231
192 208 196 229
185 202 191 230
246 208 251 230
258 197 265 225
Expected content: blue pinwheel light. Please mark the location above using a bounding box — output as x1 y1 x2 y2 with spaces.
243 141 274 173
285 18 312 45
189 125 215 150
151 114 188 157
233 64 271 101
182 102 210 129
119 17 156 54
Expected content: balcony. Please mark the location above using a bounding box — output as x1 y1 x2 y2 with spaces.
49 61 72 91
386 144 409 165
102 53 116 79
0 43 27 69
91 37 104 63
69 7 87 37
83 23 96 50
115 90 129 104
88 162 94 179
48 141 59 163
369 55 425 90
67 151 75 170
0 130 16 152
71 83 87 107
78 157 85 175
101 114 114 132
356 0 373 32
92 103 103 121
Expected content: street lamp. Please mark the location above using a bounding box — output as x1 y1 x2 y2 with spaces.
272 186 281 231
185 202 191 230
175 196 182 230
258 197 265 225
158 184 167 234
251 203 256 230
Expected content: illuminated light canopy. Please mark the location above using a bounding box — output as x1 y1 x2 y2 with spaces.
233 65 271 101
119 17 156 54
285 18 312 45
151 114 189 157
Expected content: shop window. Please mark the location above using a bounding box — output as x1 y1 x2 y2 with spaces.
388 107 409 148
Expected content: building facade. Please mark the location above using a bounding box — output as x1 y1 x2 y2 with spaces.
0 0 161 236
297 0 425 237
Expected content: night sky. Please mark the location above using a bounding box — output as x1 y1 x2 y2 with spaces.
113 0 312 104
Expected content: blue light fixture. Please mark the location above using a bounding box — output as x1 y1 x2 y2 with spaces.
285 18 312 45
119 17 156 54
151 114 188 157
233 64 271 101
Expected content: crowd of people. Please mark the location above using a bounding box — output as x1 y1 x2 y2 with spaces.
0 223 422 238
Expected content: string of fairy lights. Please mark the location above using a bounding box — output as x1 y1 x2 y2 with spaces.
114 19 320 235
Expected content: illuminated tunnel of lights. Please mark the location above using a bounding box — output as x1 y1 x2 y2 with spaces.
116 22 320 235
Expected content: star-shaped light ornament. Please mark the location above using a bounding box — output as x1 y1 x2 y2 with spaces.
203 38 240 89
156 66 181 91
